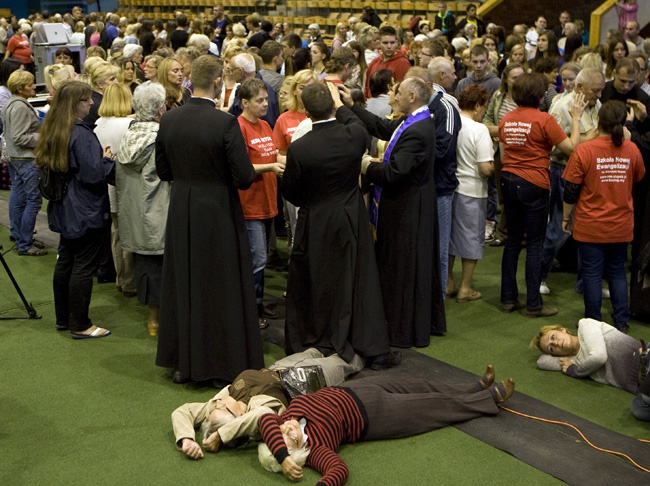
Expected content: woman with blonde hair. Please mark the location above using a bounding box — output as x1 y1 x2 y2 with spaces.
84 60 119 124
1 70 44 256
331 23 349 51
34 80 115 339
143 54 163 84
580 52 605 74
90 21 105 47
174 47 201 92
94 83 137 300
157 57 191 110
221 45 246 112
531 319 649 420
358 25 380 65
271 69 319 249
38 63 76 118
44 64 75 96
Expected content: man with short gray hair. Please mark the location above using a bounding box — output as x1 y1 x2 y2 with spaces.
228 52 280 127
345 76 447 344
539 67 605 296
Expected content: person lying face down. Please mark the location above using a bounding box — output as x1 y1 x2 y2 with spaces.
258 368 515 484
531 318 650 421
172 349 365 459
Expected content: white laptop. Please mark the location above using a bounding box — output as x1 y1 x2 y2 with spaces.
38 23 69 45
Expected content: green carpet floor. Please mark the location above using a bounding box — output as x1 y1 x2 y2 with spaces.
1 203 648 485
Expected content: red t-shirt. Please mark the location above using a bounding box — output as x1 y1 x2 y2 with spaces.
563 137 645 243
7 35 32 64
272 110 307 152
499 106 568 189
363 50 411 99
237 116 279 220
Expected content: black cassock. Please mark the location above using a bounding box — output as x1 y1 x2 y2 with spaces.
352 104 447 348
282 107 391 363
155 98 264 382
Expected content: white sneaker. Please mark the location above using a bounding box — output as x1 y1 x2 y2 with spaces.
540 281 550 295
485 221 496 242
602 288 610 299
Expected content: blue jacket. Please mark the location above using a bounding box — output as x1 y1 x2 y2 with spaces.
428 89 461 196
47 122 115 239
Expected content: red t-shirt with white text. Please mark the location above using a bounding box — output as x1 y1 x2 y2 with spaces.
563 137 645 243
499 106 568 189
238 116 279 220
272 110 307 152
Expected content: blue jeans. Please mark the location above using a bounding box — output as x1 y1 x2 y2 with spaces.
437 194 453 300
541 162 570 280
631 357 650 421
486 174 497 223
246 219 272 304
631 393 650 421
577 242 629 330
7 159 42 251
500 172 549 310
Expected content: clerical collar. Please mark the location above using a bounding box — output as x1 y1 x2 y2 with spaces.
312 117 336 125
410 105 429 117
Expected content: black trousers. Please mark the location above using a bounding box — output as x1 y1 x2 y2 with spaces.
346 375 499 441
53 227 106 332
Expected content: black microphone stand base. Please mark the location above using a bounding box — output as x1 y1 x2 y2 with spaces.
0 244 42 320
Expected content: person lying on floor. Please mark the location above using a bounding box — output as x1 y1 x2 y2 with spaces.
172 349 365 459
258 367 514 484
530 318 649 421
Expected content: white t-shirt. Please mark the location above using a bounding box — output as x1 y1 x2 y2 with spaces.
455 114 493 198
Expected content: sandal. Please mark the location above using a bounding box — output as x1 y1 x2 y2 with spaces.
456 290 482 304
147 321 159 336
71 326 111 339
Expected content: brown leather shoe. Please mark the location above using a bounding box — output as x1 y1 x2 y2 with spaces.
526 305 558 317
501 301 524 313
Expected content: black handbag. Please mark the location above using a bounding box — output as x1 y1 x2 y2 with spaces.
277 365 327 399
38 168 68 202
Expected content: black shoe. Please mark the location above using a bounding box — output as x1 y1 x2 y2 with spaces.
172 370 190 384
32 239 46 249
258 304 279 319
370 351 402 370
259 318 270 330
97 273 117 283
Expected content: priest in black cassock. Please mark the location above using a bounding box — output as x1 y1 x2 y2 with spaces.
341 77 447 348
155 55 265 385
281 82 401 371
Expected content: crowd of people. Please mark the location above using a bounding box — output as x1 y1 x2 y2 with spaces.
1 3 650 484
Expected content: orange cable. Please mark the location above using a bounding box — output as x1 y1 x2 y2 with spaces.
498 405 650 474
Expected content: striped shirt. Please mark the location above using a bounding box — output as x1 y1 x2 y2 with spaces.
259 387 366 486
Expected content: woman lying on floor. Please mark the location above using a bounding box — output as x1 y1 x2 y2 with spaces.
257 367 514 485
171 349 365 459
531 318 650 421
